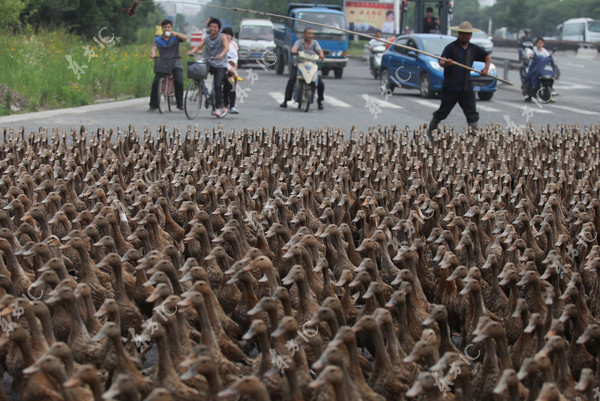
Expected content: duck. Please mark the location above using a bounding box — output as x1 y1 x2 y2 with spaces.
309 365 361 401
493 368 529 401
140 320 202 401
217 376 271 401
63 364 105 401
92 321 152 397
352 315 409 399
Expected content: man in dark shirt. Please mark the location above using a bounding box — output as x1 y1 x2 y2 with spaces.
423 7 440 33
148 19 187 112
427 21 491 138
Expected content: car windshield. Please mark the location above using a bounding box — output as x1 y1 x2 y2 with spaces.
239 25 274 40
589 21 600 32
471 32 489 39
296 12 346 33
420 37 456 56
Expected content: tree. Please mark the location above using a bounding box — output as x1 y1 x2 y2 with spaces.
1 0 29 25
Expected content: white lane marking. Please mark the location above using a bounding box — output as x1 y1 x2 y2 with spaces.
269 92 286 104
494 100 552 114
545 104 598 115
412 98 438 108
324 96 352 108
477 104 501 112
370 97 403 109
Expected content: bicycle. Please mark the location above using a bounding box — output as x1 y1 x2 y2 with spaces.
184 56 228 120
153 57 179 113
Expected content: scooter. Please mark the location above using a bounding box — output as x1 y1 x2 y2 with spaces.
524 52 558 103
294 50 320 112
368 43 387 79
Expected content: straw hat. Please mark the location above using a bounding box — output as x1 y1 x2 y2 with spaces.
450 21 481 33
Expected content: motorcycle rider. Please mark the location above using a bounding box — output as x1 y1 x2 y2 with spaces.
280 27 325 110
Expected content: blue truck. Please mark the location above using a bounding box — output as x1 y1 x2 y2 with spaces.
274 3 349 79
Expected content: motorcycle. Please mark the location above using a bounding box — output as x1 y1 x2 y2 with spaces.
524 52 558 103
294 50 320 112
519 40 534 95
368 43 387 79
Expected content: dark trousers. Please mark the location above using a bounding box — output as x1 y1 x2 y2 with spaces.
433 90 479 123
150 68 183 108
223 77 236 108
284 65 324 103
209 66 227 109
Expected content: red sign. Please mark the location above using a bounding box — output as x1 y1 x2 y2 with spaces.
190 32 203 46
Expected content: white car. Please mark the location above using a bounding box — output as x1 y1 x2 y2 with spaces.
237 19 277 66
469 31 494 54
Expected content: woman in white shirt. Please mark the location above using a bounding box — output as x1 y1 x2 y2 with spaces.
528 37 550 57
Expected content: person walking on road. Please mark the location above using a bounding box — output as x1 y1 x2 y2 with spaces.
427 21 491 138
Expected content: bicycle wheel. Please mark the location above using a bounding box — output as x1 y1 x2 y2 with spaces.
184 80 203 120
158 76 168 114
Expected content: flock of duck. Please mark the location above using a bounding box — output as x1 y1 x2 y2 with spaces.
0 123 598 401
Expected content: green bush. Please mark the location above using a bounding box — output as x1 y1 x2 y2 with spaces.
0 28 173 113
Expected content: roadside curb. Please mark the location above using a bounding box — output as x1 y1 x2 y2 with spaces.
0 97 149 124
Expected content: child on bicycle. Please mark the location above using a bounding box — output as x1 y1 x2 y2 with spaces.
221 27 243 85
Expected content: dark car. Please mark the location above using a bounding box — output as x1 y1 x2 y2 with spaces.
379 34 497 100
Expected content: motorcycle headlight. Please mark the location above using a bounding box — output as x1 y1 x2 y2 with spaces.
429 60 443 71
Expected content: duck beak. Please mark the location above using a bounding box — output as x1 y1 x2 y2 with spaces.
307 376 326 390
91 328 107 342
472 333 487 344
517 370 528 381
493 380 508 395
242 327 256 340
180 367 196 381
217 388 239 399
577 333 590 345
405 382 423 398
102 385 121 400
23 364 41 375
177 298 192 310
63 376 81 389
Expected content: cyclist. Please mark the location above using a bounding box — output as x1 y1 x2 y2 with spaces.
188 17 229 118
148 19 187 112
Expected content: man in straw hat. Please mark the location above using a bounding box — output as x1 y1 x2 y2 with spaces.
427 21 491 138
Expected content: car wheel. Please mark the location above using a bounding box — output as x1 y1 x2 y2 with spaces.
322 67 330 77
419 73 433 98
478 92 494 101
334 68 343 79
380 69 394 94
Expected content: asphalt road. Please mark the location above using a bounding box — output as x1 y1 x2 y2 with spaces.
1 50 598 135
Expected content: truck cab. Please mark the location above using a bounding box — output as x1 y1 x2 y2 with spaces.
274 3 349 78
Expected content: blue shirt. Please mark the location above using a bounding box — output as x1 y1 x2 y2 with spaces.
441 40 488 91
153 36 183 69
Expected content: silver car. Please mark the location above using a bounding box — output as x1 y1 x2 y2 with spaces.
469 31 494 53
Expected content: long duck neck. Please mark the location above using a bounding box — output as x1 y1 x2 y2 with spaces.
256 331 273 377
194 301 219 350
370 325 394 374
342 334 369 387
